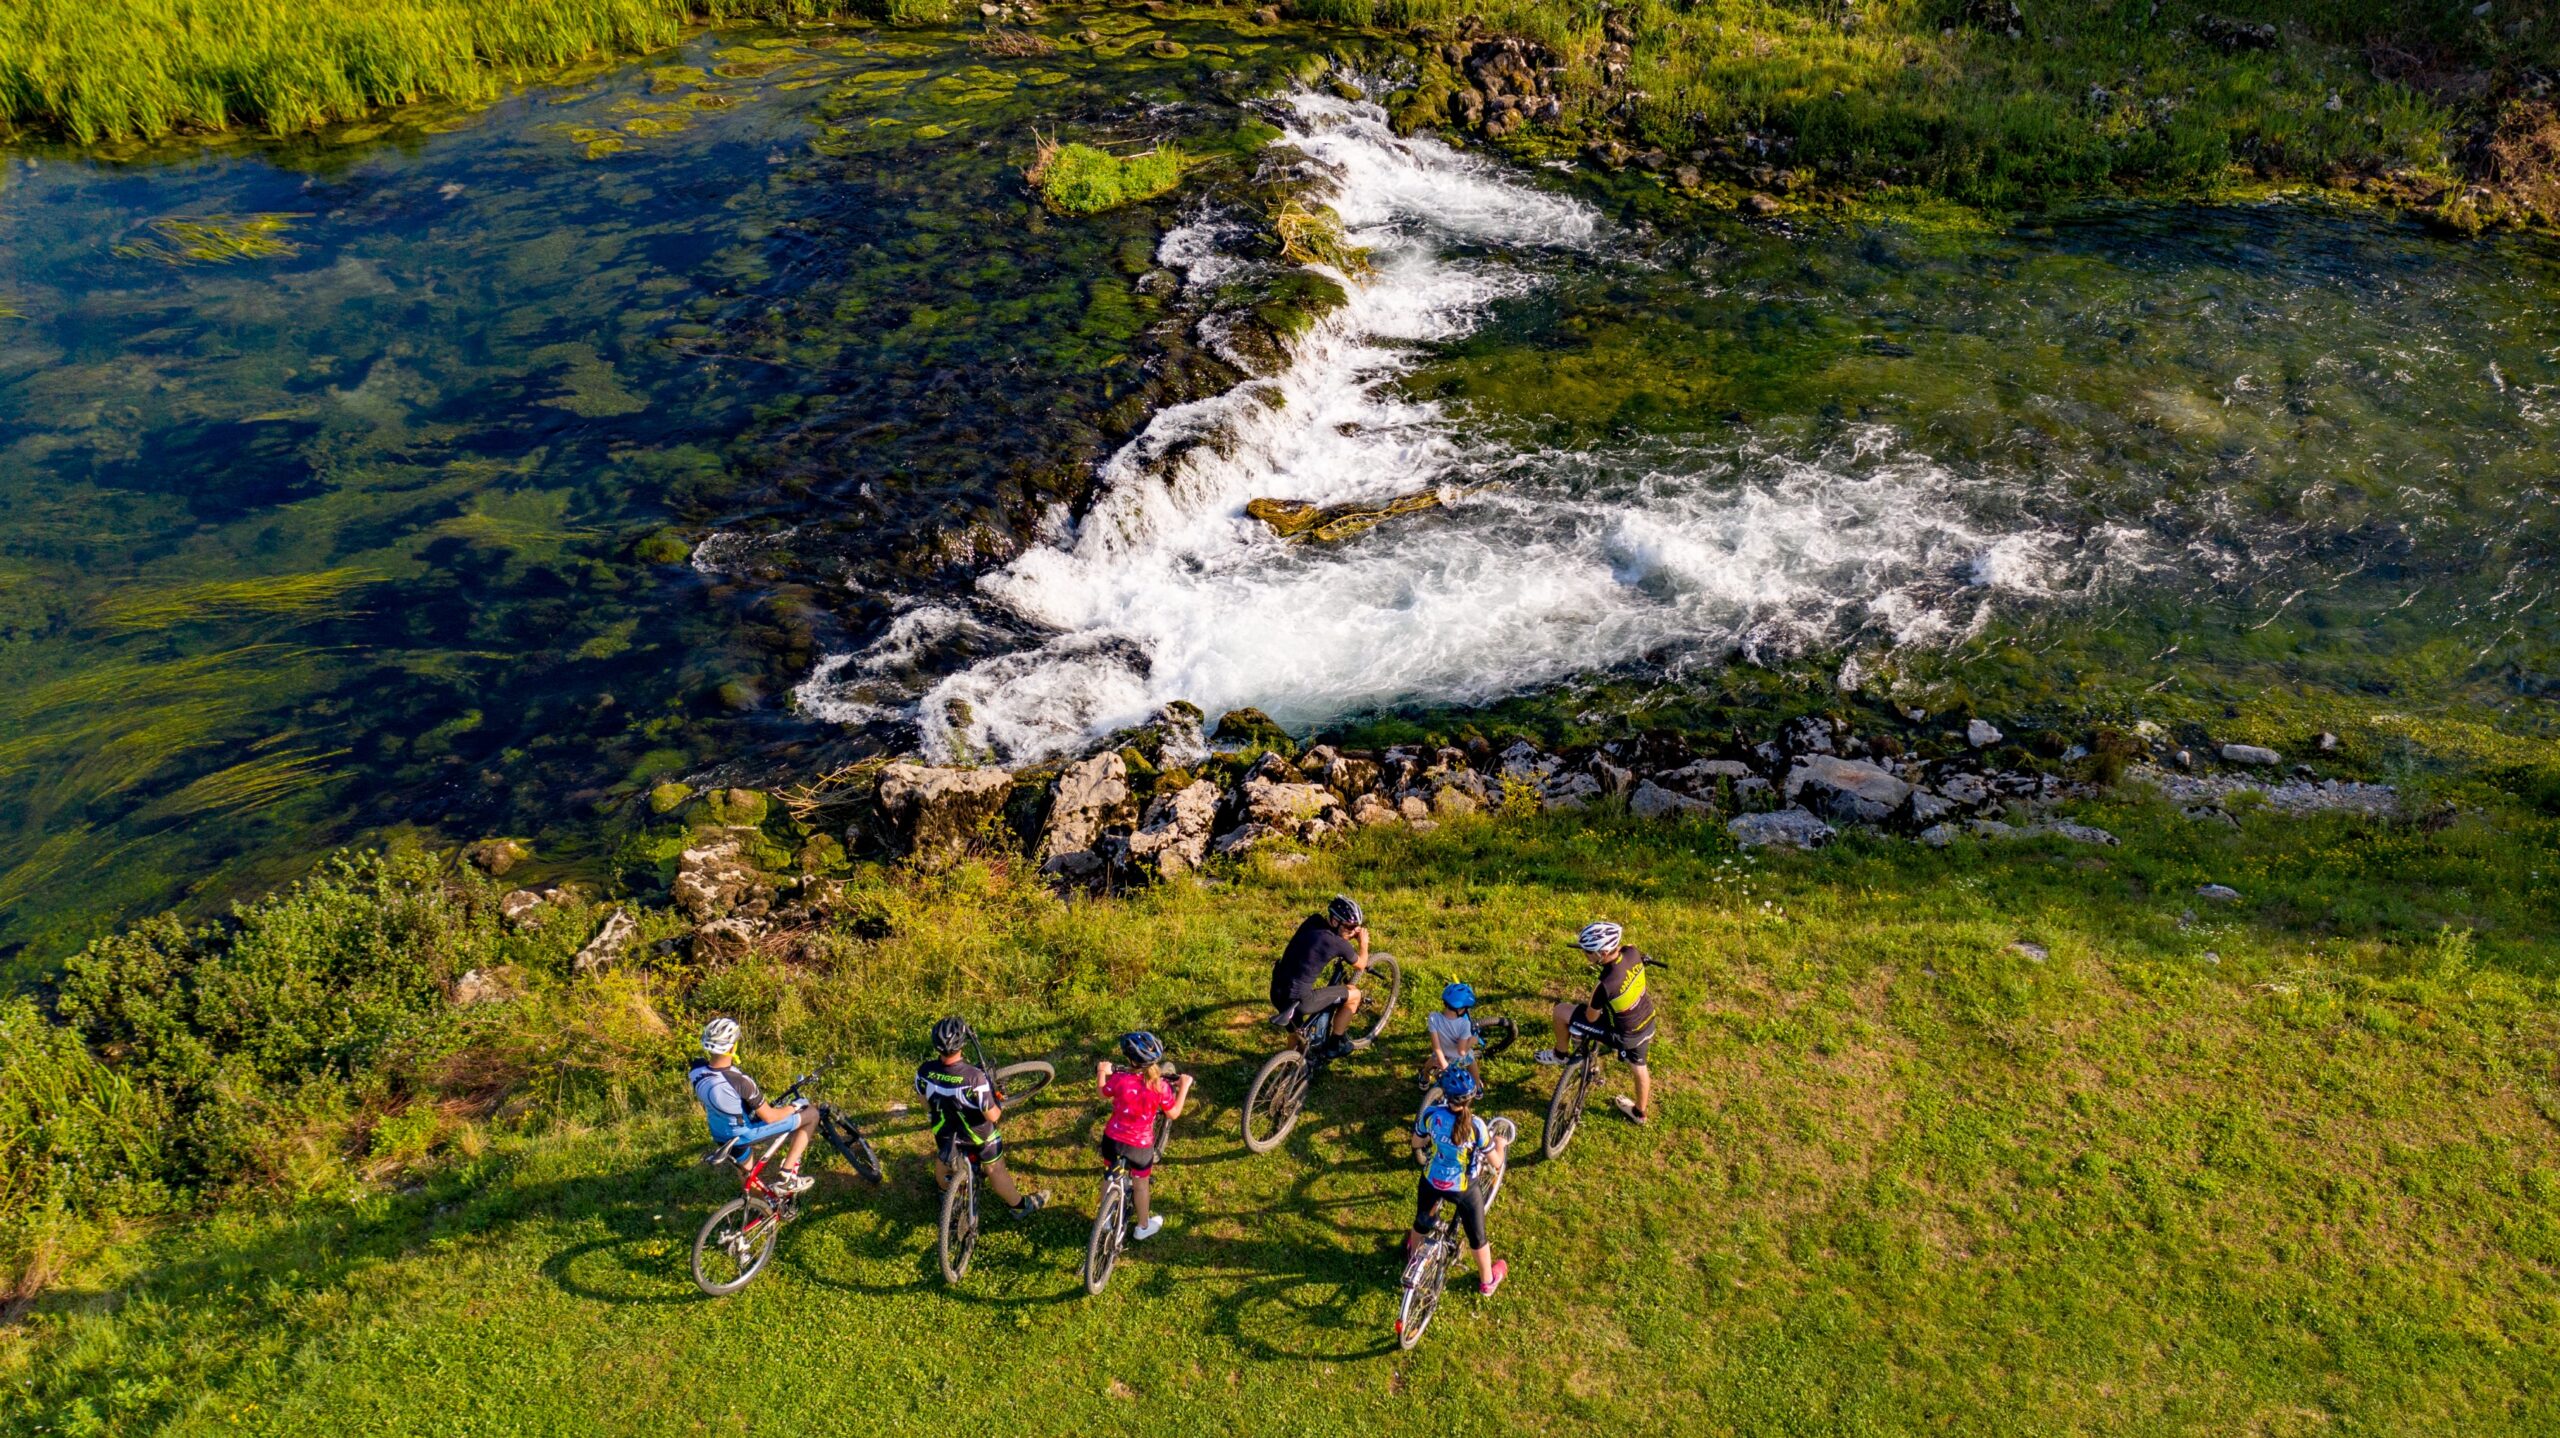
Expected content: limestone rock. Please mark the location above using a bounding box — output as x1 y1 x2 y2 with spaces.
692 916 758 964
465 838 530 877
1966 720 2003 749
1431 785 1481 818
1905 790 1956 828
1784 754 1912 825
2220 743 2282 767
498 889 547 929
1211 822 1283 858
876 763 1014 867
1127 780 1222 878
2026 821 2119 846
1542 770 1604 811
1351 793 1404 827
573 908 639 974
1917 823 1960 848
1590 758 1635 796
1938 772 1992 808
1398 795 1431 822
1630 780 1714 820
1498 741 1562 783
1243 776 1339 828
673 838 763 922
1729 809 1835 849
2197 883 2242 902
449 968 511 1006
1040 752 1137 880
1210 706 1293 753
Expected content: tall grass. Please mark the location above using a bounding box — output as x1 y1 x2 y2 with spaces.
0 0 877 143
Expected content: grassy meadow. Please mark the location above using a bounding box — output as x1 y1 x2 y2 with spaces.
5 789 2558 1434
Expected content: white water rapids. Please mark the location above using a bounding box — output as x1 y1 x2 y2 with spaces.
796 93 2138 760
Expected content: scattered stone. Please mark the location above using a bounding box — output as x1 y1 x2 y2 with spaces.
449 968 511 1006
1040 751 1137 881
1630 780 1714 820
1127 780 1222 879
1498 741 1562 783
876 763 1014 867
573 908 639 973
1729 809 1836 849
1968 819 2019 839
1917 823 1960 847
1268 852 1311 870
1211 822 1283 858
2220 743 2282 767
498 889 547 929
1398 794 1432 823
2317 732 2339 752
1152 701 1212 771
465 838 530 877
1350 794 1404 826
2009 941 2048 962
1243 776 1340 829
672 838 762 921
1431 785 1482 818
1784 754 1912 824
1937 772 1992 808
1541 770 1605 811
1905 790 1956 827
2132 765 2396 818
2197 883 2242 902
1966 719 2003 749
2193 14 2279 51
692 916 758 964
2025 821 2119 846
1590 758 1635 795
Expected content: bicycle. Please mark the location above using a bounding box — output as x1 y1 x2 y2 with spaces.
1395 1116 1515 1349
1242 952 1403 1154
1084 1092 1175 1296
1542 957 1669 1160
937 1033 1056 1285
1416 1015 1517 1126
691 1064 880 1296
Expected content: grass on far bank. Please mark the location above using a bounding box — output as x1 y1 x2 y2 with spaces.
5 790 2558 1434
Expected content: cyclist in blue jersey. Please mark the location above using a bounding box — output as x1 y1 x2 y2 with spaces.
687 1017 815 1194
1407 1067 1509 1295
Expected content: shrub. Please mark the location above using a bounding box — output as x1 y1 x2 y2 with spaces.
1030 138 1188 216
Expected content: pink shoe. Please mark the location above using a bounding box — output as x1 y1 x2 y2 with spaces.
1479 1258 1508 1296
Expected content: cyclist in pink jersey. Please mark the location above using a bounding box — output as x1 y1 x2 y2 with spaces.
1095 1031 1195 1241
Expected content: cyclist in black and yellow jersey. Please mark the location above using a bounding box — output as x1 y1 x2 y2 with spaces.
915 1017 1048 1216
1534 921 1657 1124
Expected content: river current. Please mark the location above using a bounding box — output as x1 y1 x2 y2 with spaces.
4 16 2556 964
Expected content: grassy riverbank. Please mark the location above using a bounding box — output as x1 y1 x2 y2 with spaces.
0 0 884 143
6 788 2557 1432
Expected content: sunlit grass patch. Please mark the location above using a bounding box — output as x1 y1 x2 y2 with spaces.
1027 134 1188 215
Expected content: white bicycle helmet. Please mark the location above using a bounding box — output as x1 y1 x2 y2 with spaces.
1576 921 1624 955
700 1016 741 1055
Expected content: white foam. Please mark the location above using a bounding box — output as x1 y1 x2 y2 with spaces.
795 94 2102 761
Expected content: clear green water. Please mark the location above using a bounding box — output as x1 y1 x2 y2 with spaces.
0 12 1314 968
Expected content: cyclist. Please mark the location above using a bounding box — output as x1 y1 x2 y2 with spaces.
1407 1066 1508 1295
915 1017 1047 1217
1534 921 1658 1125
1094 1030 1196 1241
1270 894 1374 1056
1425 981 1479 1077
687 1017 816 1194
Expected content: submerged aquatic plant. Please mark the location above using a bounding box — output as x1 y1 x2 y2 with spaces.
110 213 307 265
1028 133 1187 215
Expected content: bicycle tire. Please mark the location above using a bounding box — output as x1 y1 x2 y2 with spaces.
1242 1048 1307 1153
992 1060 1055 1107
816 1105 882 1183
692 1196 779 1296
1476 1016 1519 1059
939 1163 978 1284
1482 1118 1517 1211
1396 1240 1453 1349
1414 1079 1445 1130
1543 1053 1592 1160
1084 1175 1125 1296
1354 956 1402 1043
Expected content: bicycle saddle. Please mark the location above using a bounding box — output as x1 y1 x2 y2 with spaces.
702 1137 746 1166
1267 1004 1301 1028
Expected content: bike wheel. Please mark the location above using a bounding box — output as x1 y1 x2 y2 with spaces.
1482 1118 1517 1210
692 1196 779 1296
1396 1240 1453 1349
1242 1049 1308 1154
1084 1176 1126 1296
1354 956 1402 1043
1543 1055 1593 1160
992 1060 1055 1107
1415 1078 1446 1130
817 1105 882 1183
939 1163 979 1284
1476 1016 1519 1059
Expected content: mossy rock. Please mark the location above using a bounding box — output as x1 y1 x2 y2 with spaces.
1213 706 1294 754
1247 488 1447 543
797 833 847 872
632 527 691 565
707 787 770 827
648 781 696 815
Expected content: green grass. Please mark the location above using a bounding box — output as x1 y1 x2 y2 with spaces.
0 0 878 143
1032 138 1188 215
5 794 2558 1433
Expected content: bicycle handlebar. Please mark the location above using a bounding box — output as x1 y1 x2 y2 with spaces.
776 1061 833 1103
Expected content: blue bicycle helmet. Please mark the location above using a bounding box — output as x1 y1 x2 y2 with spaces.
1437 1067 1480 1102
1119 1030 1164 1065
1440 981 1476 1012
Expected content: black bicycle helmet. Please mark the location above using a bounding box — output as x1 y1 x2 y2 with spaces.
1120 1030 1164 1065
930 1016 970 1053
1328 894 1364 928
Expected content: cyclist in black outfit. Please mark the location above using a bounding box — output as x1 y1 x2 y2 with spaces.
915 1017 1047 1216
1535 921 1658 1124
1269 895 1375 1055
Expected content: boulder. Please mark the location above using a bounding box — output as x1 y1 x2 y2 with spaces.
1937 772 1992 808
1398 794 1432 822
1781 716 1836 756
2196 883 2242 902
692 917 758 964
1350 793 1404 826
1542 770 1604 811
1211 822 1283 858
1917 823 1960 848
648 781 694 815
1784 755 1912 825
876 763 1014 866
1966 720 2003 749
573 908 639 974
449 968 511 1006
464 838 530 877
498 889 547 929
1210 706 1293 753
1905 790 1956 828
1629 780 1713 820
1242 776 1338 827
1127 780 1222 878
672 838 765 922
1590 758 1635 796
1246 488 1448 543
1431 785 1481 818
1497 741 1561 783
2026 821 2119 846
1039 752 1137 880
2220 743 2282 767
1729 809 1835 849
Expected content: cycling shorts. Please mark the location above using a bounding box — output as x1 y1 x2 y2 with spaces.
1098 1134 1159 1176
1412 1176 1486 1248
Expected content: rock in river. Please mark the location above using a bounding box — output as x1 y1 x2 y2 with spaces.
1246 487 1449 543
877 763 1014 868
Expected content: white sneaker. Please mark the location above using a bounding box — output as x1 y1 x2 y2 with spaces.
1132 1215 1164 1241
773 1169 814 1195
1613 1096 1651 1126
1533 1048 1569 1067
